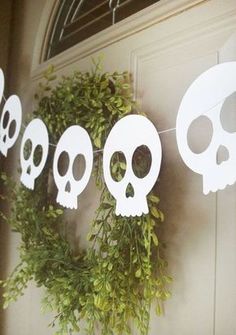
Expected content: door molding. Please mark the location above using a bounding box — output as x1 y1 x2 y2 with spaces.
31 0 208 80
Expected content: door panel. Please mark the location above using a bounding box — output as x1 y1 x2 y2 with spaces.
8 1 236 334
140 53 217 335
126 2 236 333
214 33 236 335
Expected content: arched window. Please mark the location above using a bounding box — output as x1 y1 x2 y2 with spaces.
45 0 159 60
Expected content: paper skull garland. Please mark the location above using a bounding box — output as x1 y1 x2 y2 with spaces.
0 95 22 157
20 119 49 190
103 115 162 217
53 125 93 209
176 62 236 194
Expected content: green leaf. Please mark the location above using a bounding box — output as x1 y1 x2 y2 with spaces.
94 137 101 148
101 202 112 209
151 206 160 219
87 232 96 241
152 233 159 246
48 74 57 81
122 83 130 89
159 211 164 222
135 268 142 278
156 303 162 316
3 301 9 309
148 194 160 204
111 162 118 174
163 291 171 299
105 282 111 292
163 275 172 284
119 162 126 170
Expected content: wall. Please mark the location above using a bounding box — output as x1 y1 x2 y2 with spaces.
0 1 12 80
0 1 47 334
0 1 13 333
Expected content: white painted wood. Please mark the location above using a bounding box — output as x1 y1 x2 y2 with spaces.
31 0 60 72
30 1 236 334
214 32 236 335
135 47 218 332
31 0 208 78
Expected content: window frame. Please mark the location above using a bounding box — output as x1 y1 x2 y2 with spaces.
31 0 207 79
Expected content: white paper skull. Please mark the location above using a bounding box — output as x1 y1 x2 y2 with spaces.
103 115 162 217
20 119 49 190
0 68 4 104
53 125 93 209
0 95 22 156
176 62 236 194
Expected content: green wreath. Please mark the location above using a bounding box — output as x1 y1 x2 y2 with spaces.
0 61 171 335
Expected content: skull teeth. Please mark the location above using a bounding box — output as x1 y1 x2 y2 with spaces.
203 177 236 194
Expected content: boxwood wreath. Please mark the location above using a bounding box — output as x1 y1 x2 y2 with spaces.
0 62 171 335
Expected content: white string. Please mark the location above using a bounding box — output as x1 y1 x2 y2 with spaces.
158 127 176 134
1 92 177 153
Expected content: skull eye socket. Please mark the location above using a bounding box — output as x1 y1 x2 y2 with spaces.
33 145 43 167
110 151 126 182
72 154 86 181
187 116 213 154
2 111 10 129
132 145 152 179
220 91 236 133
57 151 70 177
23 139 32 160
8 120 16 139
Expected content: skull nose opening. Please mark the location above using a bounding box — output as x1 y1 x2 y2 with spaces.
65 181 71 193
26 165 31 175
126 183 134 198
217 145 229 165
3 134 6 143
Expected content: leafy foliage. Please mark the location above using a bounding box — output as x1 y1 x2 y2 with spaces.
0 63 171 335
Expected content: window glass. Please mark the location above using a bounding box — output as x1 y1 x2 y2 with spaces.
45 0 160 60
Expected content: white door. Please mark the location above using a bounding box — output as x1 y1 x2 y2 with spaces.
4 1 236 334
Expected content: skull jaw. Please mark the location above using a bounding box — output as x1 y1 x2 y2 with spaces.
115 196 148 217
20 173 35 190
56 191 78 209
0 142 8 157
203 163 236 194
